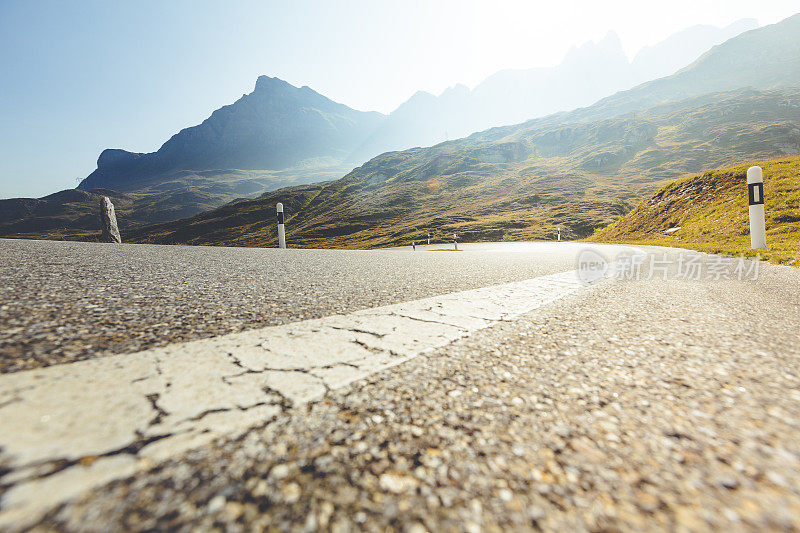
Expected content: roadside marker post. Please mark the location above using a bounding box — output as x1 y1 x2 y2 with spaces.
453 233 458 251
276 203 286 249
747 166 767 250
412 241 416 250
427 233 430 245
558 228 561 242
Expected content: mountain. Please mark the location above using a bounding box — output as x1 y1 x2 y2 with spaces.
130 87 800 248
630 19 758 84
588 155 800 265
351 19 758 161
78 76 385 193
0 76 386 239
78 19 758 194
129 14 800 249
4 16 794 244
576 14 800 121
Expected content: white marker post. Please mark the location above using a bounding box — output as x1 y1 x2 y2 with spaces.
557 228 561 242
427 233 430 245
453 233 458 251
747 166 766 250
276 203 286 249
412 241 416 251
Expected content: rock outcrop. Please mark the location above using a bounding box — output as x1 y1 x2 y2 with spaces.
100 197 121 243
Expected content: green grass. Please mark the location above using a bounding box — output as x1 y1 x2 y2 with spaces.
588 155 800 265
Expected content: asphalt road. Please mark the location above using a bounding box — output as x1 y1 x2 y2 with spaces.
0 238 636 373
2 238 800 531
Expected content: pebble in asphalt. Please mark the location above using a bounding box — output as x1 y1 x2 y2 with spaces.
38 260 800 531
0 239 618 373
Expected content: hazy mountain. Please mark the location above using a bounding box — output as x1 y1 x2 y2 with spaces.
78 76 385 192
351 19 758 161
575 13 800 121
71 18 760 205
630 19 758 84
129 15 800 249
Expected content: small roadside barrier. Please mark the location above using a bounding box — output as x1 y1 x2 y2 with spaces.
276 203 286 249
747 166 766 250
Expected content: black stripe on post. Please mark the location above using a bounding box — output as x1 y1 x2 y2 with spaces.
277 211 285 224
748 183 764 206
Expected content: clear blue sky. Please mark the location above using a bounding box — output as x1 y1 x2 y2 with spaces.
1 0 798 198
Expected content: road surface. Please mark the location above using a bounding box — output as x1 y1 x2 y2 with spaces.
0 239 637 374
1 238 799 531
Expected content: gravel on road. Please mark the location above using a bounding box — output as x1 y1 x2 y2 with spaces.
39 263 800 532
0 239 627 374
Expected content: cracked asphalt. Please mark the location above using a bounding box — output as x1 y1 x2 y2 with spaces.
33 255 800 532
0 239 633 373
2 239 799 531
0 267 588 528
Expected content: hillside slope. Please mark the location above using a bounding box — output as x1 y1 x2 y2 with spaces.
0 189 134 241
0 166 344 241
131 87 800 248
588 156 800 264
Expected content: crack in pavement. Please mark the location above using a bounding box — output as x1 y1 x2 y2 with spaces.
385 311 474 329
0 432 173 489
144 394 168 426
328 325 389 339
187 401 275 423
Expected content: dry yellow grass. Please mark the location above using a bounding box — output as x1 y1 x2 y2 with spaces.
588 156 800 265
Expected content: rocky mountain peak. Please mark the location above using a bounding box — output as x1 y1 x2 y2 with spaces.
563 30 626 65
96 149 140 170
254 75 292 93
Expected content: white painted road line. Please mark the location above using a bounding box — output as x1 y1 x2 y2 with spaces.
0 266 605 529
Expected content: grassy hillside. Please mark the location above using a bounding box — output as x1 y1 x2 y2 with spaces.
0 167 346 241
130 88 800 248
0 189 129 241
127 183 327 246
589 156 800 264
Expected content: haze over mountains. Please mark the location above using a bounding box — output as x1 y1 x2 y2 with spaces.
352 19 758 161
74 18 757 197
2 14 798 246
129 14 800 248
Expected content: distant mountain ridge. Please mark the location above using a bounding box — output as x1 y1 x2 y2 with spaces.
128 15 800 249
4 15 793 244
78 19 758 195
78 76 385 191
571 14 800 122
630 19 758 83
350 19 759 161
